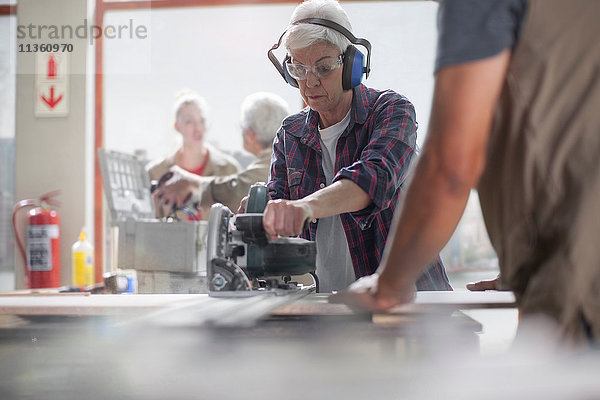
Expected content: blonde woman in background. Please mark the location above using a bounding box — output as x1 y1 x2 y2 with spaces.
151 92 290 216
147 90 240 219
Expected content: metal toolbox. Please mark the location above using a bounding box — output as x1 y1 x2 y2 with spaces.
98 149 207 277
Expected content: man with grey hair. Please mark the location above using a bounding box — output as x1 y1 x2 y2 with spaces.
262 0 451 292
152 92 290 214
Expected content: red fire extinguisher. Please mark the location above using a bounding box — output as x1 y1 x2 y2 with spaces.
12 191 61 289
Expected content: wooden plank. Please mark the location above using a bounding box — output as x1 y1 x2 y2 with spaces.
94 9 105 284
98 0 418 11
0 293 205 316
0 5 16 15
270 293 355 317
272 291 516 317
412 290 516 309
0 290 516 318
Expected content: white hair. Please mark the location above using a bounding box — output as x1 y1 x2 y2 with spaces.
240 92 290 148
284 0 352 53
172 89 210 127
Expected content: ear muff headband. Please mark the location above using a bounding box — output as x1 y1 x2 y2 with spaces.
267 17 372 90
282 55 299 88
268 32 301 88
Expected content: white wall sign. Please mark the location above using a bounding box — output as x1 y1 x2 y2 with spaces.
35 52 69 117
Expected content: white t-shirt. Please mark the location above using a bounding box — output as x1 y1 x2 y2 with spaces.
315 110 355 292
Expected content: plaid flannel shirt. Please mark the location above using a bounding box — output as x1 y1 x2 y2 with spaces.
268 84 451 291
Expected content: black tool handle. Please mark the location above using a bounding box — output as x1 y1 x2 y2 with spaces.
246 184 269 213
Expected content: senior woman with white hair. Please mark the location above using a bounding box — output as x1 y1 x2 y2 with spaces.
262 0 451 292
152 92 290 216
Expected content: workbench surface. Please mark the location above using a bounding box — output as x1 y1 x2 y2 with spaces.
1 290 596 400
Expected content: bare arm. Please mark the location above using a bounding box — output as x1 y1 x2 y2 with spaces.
331 50 512 310
152 166 212 210
262 178 370 239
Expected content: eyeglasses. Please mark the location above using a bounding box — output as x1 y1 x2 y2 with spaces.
285 55 343 81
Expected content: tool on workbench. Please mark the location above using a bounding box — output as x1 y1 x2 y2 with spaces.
58 270 135 294
207 184 318 293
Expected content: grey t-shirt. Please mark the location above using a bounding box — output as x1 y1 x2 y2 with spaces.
315 110 356 293
435 0 528 73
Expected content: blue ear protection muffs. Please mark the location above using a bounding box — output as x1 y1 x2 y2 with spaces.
267 18 372 91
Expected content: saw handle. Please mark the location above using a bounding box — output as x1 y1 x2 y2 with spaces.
241 184 311 241
246 184 269 213
234 213 269 247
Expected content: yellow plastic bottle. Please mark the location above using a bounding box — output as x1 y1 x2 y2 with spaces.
72 228 94 287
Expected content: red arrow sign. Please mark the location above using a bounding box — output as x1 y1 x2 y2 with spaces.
41 86 63 109
47 55 57 79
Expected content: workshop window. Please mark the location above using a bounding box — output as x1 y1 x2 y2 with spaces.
102 2 439 160
101 1 499 288
0 9 16 289
441 191 499 289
